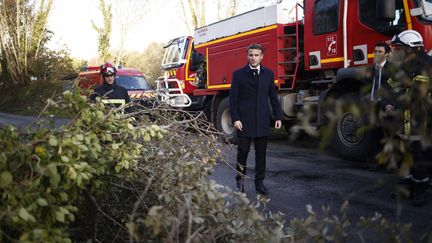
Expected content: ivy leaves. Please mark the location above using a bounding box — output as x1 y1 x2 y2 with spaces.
0 89 165 241
0 171 13 188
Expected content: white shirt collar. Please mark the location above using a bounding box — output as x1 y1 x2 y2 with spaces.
376 60 386 68
249 63 261 75
249 64 260 74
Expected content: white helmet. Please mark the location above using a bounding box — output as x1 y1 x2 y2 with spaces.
391 30 424 48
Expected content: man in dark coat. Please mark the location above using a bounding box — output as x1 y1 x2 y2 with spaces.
366 42 398 172
229 43 284 195
367 42 397 113
90 62 131 107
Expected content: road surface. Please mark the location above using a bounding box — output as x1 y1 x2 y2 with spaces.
211 132 432 242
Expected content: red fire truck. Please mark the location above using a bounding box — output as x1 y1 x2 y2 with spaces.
157 0 432 160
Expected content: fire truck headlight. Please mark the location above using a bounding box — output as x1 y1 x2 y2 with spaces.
172 96 188 106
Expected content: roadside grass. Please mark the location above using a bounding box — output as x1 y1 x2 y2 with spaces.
0 79 71 117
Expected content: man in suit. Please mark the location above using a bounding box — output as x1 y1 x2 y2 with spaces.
366 42 397 172
229 43 284 195
369 42 397 113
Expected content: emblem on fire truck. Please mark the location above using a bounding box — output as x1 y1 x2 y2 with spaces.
326 35 337 56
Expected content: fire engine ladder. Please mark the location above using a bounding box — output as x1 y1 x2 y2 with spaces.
155 78 192 108
277 3 303 91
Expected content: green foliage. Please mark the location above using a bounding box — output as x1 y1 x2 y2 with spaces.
31 48 78 81
0 90 160 241
0 89 419 242
0 89 286 241
0 79 65 116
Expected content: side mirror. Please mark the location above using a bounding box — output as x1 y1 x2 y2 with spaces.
422 0 432 16
377 0 395 21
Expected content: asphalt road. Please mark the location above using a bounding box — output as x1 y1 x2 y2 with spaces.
0 112 69 128
211 132 432 242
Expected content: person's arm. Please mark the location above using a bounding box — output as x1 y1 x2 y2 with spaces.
380 62 399 112
124 89 131 103
268 72 283 121
89 87 100 102
89 93 97 101
379 86 395 112
229 72 241 124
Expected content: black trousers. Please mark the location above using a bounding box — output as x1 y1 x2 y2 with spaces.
235 136 268 182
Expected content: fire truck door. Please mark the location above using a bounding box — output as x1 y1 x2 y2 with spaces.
304 0 344 71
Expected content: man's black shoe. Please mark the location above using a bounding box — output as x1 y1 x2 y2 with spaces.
236 179 245 193
255 181 268 195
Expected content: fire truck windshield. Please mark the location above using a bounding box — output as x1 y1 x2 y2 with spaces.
162 37 189 69
116 76 151 90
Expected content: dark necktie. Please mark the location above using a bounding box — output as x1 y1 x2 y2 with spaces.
252 69 259 80
371 65 382 100
251 69 259 87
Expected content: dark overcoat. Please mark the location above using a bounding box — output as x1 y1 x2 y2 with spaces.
229 64 283 138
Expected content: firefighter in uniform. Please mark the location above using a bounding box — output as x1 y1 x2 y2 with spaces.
90 62 131 107
389 30 432 207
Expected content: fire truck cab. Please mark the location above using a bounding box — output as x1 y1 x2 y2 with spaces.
158 0 432 161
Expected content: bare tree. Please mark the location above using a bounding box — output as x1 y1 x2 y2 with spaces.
0 0 53 85
112 0 150 67
121 42 164 84
91 0 112 62
216 0 240 20
180 0 206 32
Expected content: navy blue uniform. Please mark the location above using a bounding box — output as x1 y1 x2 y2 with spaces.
90 82 131 104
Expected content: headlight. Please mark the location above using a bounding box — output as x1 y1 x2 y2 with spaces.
171 96 188 106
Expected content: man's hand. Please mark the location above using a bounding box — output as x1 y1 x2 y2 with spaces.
385 104 395 113
234 120 243 131
275 120 282 129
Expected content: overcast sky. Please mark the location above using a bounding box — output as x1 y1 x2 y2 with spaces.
47 0 300 60
47 0 190 60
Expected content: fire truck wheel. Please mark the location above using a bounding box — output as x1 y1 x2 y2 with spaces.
216 97 238 144
330 93 381 161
